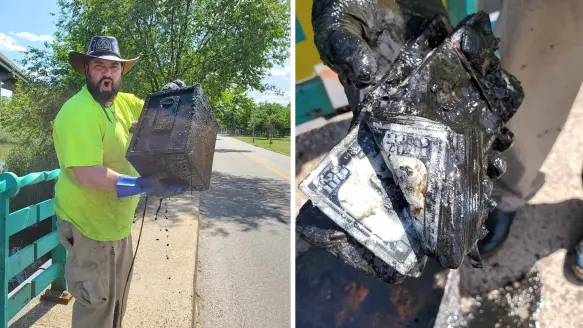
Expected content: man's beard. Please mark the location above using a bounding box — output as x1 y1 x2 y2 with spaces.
87 77 122 106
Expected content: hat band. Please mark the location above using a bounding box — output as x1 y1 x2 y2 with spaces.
88 50 121 58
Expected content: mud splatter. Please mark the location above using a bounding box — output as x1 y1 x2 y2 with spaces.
336 282 369 326
435 270 543 328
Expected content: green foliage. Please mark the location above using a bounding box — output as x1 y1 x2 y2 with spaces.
251 102 291 137
51 0 290 100
213 87 257 128
212 89 291 134
0 0 290 176
0 129 15 145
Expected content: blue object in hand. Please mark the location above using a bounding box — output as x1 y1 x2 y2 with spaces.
116 175 144 198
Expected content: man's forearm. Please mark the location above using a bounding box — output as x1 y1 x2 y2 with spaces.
73 165 121 191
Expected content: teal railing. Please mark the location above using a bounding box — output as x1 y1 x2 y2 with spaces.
0 169 66 327
446 0 500 26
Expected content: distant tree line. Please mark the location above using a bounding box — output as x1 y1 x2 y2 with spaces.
213 88 290 137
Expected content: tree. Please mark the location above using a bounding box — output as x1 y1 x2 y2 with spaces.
0 0 290 174
213 87 257 129
253 102 289 138
50 0 290 100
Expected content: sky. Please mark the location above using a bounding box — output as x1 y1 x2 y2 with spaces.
0 1 290 104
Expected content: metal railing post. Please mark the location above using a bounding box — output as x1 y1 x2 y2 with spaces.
0 195 8 328
50 216 66 291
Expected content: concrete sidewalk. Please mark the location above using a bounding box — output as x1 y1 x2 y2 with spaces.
8 192 201 328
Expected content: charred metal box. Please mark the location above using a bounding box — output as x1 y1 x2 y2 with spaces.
126 84 218 191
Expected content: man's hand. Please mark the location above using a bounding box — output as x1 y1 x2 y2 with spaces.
312 0 448 88
116 173 189 198
298 13 525 279
160 79 187 91
141 173 189 198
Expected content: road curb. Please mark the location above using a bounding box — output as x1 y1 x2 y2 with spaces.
192 192 202 328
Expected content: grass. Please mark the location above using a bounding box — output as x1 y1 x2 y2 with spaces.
234 136 290 155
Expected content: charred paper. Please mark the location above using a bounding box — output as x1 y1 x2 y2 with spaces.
299 123 426 276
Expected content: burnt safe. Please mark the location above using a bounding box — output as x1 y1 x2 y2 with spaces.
126 84 218 191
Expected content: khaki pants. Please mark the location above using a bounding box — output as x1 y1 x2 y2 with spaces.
490 0 583 211
56 218 133 328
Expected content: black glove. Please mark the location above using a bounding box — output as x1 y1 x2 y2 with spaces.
297 200 408 284
298 13 524 281
142 172 189 198
312 0 449 88
363 13 523 268
160 79 187 91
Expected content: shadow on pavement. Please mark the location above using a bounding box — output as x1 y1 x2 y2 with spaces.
200 171 290 236
459 198 583 295
9 301 57 328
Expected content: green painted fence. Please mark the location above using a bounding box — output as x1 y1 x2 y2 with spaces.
0 169 66 327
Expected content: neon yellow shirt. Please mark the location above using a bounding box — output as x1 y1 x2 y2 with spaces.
53 85 144 241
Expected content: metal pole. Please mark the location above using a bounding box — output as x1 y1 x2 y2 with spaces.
252 107 255 144
0 188 8 327
232 112 235 136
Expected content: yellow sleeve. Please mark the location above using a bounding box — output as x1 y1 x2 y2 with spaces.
130 94 145 121
53 106 104 169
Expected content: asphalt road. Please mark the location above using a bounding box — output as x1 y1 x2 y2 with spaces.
196 135 291 328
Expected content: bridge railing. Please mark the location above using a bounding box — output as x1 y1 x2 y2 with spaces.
0 169 67 327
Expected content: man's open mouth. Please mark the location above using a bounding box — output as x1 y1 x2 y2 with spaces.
102 80 112 88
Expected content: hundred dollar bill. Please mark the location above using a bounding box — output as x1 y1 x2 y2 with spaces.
299 123 426 276
367 116 488 268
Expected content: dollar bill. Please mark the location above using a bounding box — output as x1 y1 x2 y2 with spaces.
299 123 426 276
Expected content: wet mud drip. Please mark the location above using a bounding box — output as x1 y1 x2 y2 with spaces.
154 198 163 220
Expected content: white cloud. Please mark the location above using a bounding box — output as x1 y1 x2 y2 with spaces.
247 59 291 104
269 65 290 78
0 33 27 52
247 90 290 105
14 32 53 42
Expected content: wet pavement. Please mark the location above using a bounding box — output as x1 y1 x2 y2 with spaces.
296 247 448 328
297 244 545 328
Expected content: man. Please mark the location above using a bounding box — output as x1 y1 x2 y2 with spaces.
53 36 187 328
303 0 583 273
